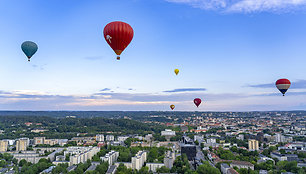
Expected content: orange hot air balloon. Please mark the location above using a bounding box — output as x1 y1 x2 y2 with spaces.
170 105 175 110
103 21 134 60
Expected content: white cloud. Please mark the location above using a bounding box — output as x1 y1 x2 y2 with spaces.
166 0 306 13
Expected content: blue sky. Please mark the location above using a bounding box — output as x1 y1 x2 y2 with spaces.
1 0 306 111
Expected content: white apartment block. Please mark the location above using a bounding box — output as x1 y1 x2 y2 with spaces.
115 151 147 170
106 135 115 142
64 146 100 166
101 151 119 165
146 163 164 172
132 151 147 170
96 134 104 142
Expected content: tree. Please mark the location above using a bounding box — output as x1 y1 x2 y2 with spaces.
156 166 170 173
19 159 28 167
197 161 221 174
138 166 150 174
95 162 108 173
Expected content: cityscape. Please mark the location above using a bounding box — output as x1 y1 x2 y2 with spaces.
0 111 304 173
1 0 306 174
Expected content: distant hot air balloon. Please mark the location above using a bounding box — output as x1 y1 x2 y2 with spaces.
170 105 175 110
276 79 291 96
21 41 38 62
174 69 179 75
103 21 134 60
194 98 202 107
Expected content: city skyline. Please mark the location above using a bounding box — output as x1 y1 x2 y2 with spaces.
1 0 306 111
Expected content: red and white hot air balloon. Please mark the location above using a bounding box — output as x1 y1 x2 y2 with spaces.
194 98 202 107
103 21 134 60
276 79 291 96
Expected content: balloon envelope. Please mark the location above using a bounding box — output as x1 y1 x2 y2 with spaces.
174 69 179 75
103 21 134 60
194 98 202 107
276 79 291 96
21 41 38 61
170 105 175 110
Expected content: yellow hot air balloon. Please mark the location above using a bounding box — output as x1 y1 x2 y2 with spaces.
174 69 179 75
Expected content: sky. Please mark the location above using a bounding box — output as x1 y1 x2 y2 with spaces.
1 0 306 111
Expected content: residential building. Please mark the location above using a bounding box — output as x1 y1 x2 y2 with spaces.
96 134 104 142
237 134 244 141
146 163 164 172
64 146 100 166
221 163 230 174
117 136 129 142
106 135 115 142
0 140 8 152
161 129 176 141
248 139 259 151
164 151 175 169
227 168 240 174
16 138 28 151
132 151 147 170
270 153 298 162
230 161 254 170
101 151 119 165
145 134 153 142
34 137 45 145
275 133 285 143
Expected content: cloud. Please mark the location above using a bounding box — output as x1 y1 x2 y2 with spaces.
247 80 306 89
100 88 111 91
166 0 306 13
0 89 306 111
163 88 207 93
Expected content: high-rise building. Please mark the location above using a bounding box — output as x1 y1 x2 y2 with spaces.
248 139 259 151
34 137 45 145
275 133 285 143
131 151 147 170
164 151 175 169
181 144 196 161
0 140 8 152
101 151 119 165
16 138 28 151
96 134 104 142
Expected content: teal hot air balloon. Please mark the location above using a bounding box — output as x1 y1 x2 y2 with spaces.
21 41 38 61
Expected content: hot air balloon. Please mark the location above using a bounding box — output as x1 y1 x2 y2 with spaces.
170 105 175 110
21 41 38 62
276 79 291 96
174 69 179 75
194 98 202 107
103 21 134 60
